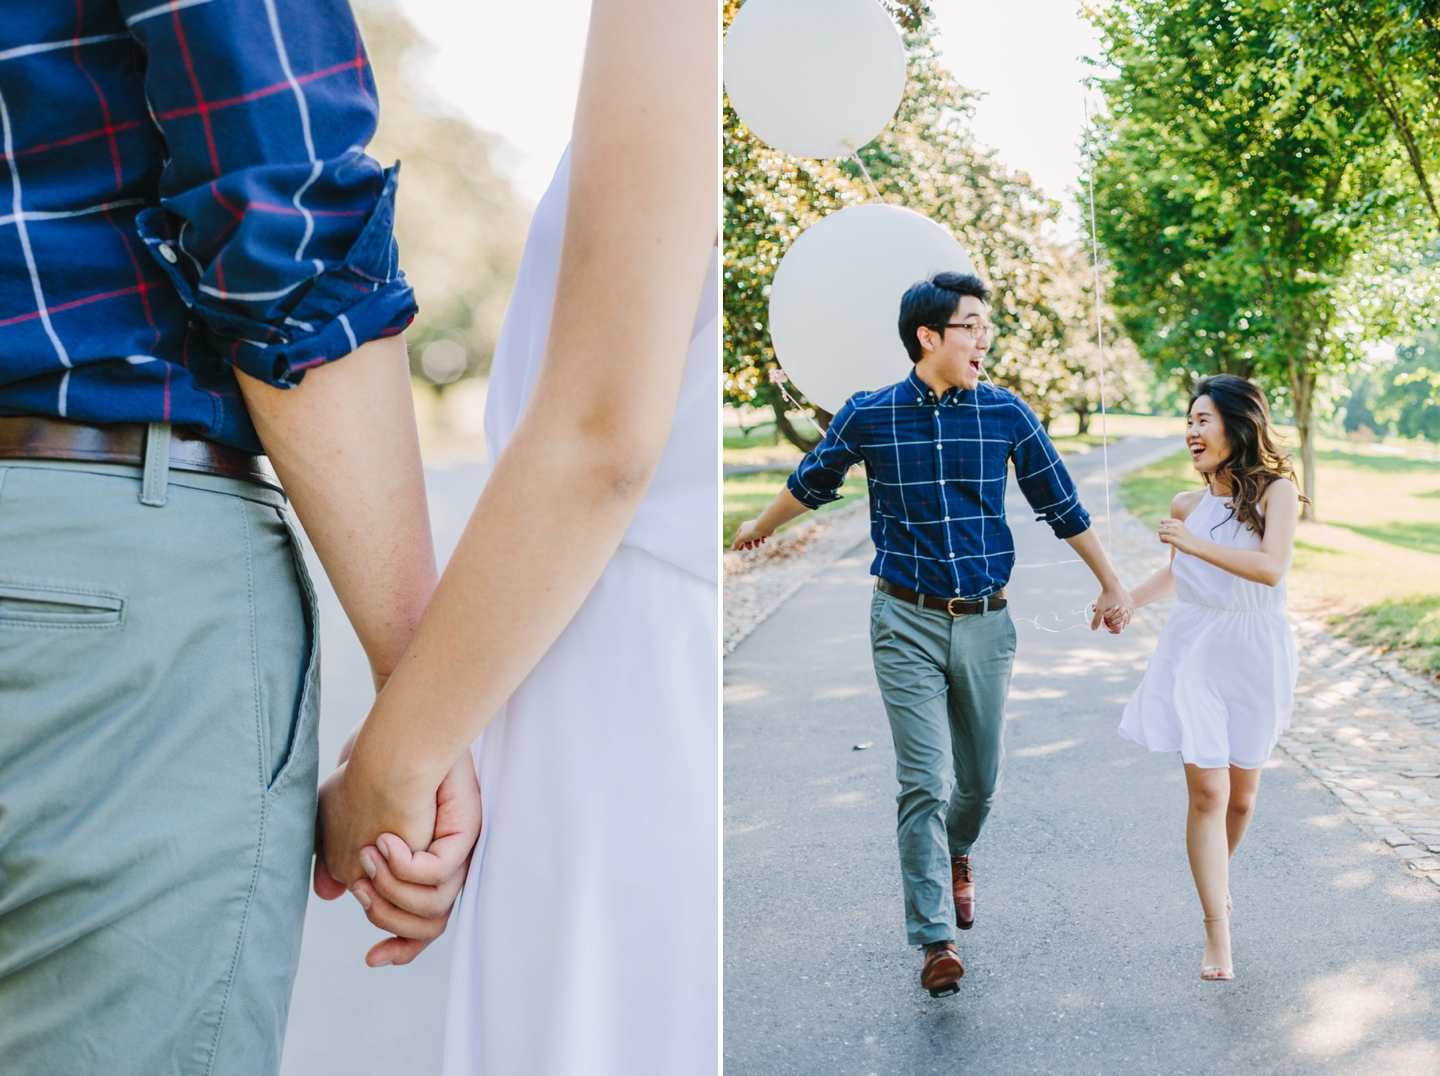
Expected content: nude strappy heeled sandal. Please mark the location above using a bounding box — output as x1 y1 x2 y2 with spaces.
1201 914 1234 981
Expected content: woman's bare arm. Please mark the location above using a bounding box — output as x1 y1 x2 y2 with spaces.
1158 480 1299 586
1124 489 1195 610
320 0 718 905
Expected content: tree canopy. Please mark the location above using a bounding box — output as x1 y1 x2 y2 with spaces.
1087 0 1440 516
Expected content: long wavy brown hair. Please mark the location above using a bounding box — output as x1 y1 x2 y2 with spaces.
1189 374 1305 537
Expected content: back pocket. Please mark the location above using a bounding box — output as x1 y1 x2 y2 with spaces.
0 583 124 627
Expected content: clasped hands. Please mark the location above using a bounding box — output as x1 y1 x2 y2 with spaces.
314 727 482 967
1090 581 1133 634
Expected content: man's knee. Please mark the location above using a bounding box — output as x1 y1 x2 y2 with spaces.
895 773 946 825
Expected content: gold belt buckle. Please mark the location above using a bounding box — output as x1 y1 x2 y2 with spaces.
946 596 968 616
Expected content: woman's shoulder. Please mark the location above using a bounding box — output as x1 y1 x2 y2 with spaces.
1171 488 1206 520
1261 475 1299 502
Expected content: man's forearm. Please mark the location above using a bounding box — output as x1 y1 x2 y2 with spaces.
1065 526 1122 590
757 486 812 534
236 334 438 688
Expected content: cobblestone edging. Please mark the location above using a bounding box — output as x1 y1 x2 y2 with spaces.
1277 634 1440 886
723 498 870 654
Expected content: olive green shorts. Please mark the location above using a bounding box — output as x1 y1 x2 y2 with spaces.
0 456 319 1076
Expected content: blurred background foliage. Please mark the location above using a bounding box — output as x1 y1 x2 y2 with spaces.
356 0 529 393
1342 332 1440 443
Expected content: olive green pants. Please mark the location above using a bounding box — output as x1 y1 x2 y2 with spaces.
0 448 318 1075
870 588 1016 948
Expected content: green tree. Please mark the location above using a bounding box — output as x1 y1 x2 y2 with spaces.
1087 0 1433 518
1277 0 1440 230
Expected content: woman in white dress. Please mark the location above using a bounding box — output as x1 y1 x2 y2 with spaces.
1117 374 1301 982
312 1 718 1071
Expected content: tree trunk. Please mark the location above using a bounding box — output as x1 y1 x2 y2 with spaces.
1074 399 1090 436
772 400 822 452
1290 364 1318 522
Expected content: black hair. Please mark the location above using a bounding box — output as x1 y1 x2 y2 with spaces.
1189 374 1305 537
897 272 992 363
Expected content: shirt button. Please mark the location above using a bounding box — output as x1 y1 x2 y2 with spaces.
937 444 943 451
158 243 178 264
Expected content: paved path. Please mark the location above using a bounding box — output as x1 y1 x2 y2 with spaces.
724 436 1440 1076
280 461 488 1076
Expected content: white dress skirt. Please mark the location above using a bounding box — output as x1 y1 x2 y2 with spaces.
1118 487 1298 770
441 150 719 1075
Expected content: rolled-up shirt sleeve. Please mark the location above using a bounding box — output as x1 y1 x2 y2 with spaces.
121 0 416 387
1009 398 1091 539
787 399 864 509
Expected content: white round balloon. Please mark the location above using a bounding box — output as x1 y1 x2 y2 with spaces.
724 0 907 160
768 204 978 414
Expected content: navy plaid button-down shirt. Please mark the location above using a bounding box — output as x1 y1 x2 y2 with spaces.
788 370 1091 599
0 0 417 452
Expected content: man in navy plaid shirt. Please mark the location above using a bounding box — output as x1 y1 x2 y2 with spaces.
0 4 477 1071
735 272 1131 997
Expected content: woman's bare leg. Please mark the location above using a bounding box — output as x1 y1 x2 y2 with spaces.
1184 763 1233 974
1226 764 1262 855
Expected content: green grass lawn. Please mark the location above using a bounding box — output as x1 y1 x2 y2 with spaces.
1119 447 1440 677
723 468 863 548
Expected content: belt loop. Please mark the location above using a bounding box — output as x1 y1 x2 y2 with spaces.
140 423 171 507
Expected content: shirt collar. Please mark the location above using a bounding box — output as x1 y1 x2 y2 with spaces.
904 368 969 407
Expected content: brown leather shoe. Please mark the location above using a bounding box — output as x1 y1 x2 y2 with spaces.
920 941 964 997
951 855 975 930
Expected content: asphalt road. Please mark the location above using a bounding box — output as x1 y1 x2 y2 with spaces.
279 461 488 1076
723 436 1440 1075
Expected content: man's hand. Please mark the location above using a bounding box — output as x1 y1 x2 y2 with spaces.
732 518 774 550
314 744 482 966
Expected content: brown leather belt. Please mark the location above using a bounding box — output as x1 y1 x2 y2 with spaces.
0 415 276 486
877 577 1007 616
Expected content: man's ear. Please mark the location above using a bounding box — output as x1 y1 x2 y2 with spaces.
915 325 935 355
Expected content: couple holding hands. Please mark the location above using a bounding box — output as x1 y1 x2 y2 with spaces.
734 272 1300 993
0 1 715 1074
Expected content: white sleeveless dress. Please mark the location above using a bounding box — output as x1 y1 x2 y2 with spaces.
441 149 718 1075
1118 487 1297 770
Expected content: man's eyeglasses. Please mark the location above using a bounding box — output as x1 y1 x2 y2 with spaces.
939 320 997 342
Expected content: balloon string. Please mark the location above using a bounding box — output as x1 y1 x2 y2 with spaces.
845 141 883 201
768 368 827 438
1082 87 1113 558
1013 607 1096 633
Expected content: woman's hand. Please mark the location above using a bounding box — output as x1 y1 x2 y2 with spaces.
1158 517 1201 555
